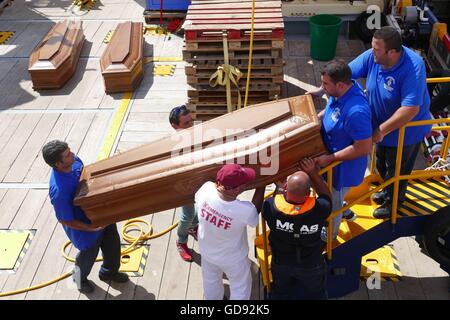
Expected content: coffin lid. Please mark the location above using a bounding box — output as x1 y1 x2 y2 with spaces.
100 22 143 73
29 20 83 70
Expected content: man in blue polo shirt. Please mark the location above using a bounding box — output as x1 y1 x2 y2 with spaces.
312 60 372 240
42 140 129 294
349 26 431 218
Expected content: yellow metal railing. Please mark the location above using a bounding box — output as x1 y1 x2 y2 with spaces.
257 77 450 289
322 117 450 260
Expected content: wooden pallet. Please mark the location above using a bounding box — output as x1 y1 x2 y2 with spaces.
186 66 283 77
183 48 282 60
185 39 283 51
184 1 283 41
189 95 274 105
188 89 280 99
188 57 284 68
188 83 281 93
188 75 283 85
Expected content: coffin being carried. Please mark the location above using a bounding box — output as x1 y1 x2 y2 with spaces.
29 20 84 90
74 95 326 226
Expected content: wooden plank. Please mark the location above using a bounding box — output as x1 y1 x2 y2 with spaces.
0 59 33 110
10 23 53 58
185 240 203 299
92 21 117 57
156 208 193 299
24 113 78 183
123 121 172 133
0 59 19 84
133 209 175 300
0 113 43 182
0 189 28 229
390 237 427 299
0 114 24 154
404 236 450 300
0 21 30 56
66 59 101 110
9 189 48 229
1 199 58 300
80 20 102 57
4 113 59 183
188 1 281 10
77 111 112 163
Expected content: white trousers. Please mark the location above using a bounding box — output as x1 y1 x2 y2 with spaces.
201 257 252 300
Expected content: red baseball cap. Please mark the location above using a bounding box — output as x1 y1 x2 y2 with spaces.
216 164 256 188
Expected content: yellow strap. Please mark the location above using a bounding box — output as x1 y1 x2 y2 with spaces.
243 0 255 108
209 33 242 113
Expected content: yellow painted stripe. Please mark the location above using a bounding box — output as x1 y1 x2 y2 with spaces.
410 183 450 206
403 200 430 215
398 206 416 217
420 179 450 195
97 92 132 160
144 57 183 64
407 186 447 208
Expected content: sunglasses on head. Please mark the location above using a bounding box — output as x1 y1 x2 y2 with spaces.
173 105 188 116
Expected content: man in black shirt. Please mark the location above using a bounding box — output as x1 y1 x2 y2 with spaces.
262 158 332 299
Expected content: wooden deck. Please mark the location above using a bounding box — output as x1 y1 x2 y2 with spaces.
0 0 449 300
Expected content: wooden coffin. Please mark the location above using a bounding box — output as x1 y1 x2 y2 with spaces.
100 22 144 93
74 95 326 226
28 20 84 90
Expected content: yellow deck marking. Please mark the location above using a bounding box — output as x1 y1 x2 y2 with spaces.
0 232 29 270
407 186 448 208
97 92 132 160
403 199 432 215
409 183 450 207
419 179 450 195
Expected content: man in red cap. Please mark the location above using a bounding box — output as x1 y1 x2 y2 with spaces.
195 163 265 300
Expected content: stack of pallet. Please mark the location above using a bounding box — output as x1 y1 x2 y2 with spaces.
183 0 284 121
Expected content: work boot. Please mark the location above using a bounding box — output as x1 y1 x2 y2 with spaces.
176 240 193 262
77 280 95 294
343 210 357 222
188 225 198 241
371 191 386 205
373 202 392 219
99 271 129 283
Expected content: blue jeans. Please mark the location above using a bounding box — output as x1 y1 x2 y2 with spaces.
376 143 421 204
73 224 121 286
177 204 198 244
271 257 328 300
320 187 350 241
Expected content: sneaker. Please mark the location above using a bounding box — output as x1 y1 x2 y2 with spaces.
78 280 95 294
188 225 198 241
99 271 129 283
343 210 357 222
176 240 193 262
371 191 386 205
373 202 392 219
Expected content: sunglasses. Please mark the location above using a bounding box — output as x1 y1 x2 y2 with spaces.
172 105 188 116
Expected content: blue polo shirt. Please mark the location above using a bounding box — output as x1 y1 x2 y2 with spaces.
321 81 372 189
349 46 431 147
49 156 102 251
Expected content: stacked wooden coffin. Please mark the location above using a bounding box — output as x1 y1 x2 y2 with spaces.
28 20 85 90
100 21 144 93
74 95 326 227
182 0 284 121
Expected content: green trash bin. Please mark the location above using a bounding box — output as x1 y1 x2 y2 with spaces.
309 14 342 61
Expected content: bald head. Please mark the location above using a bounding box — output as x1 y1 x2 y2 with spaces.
286 171 311 202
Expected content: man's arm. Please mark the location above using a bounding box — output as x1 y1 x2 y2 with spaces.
252 186 266 213
373 106 419 143
314 137 372 167
59 219 103 232
299 158 331 199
